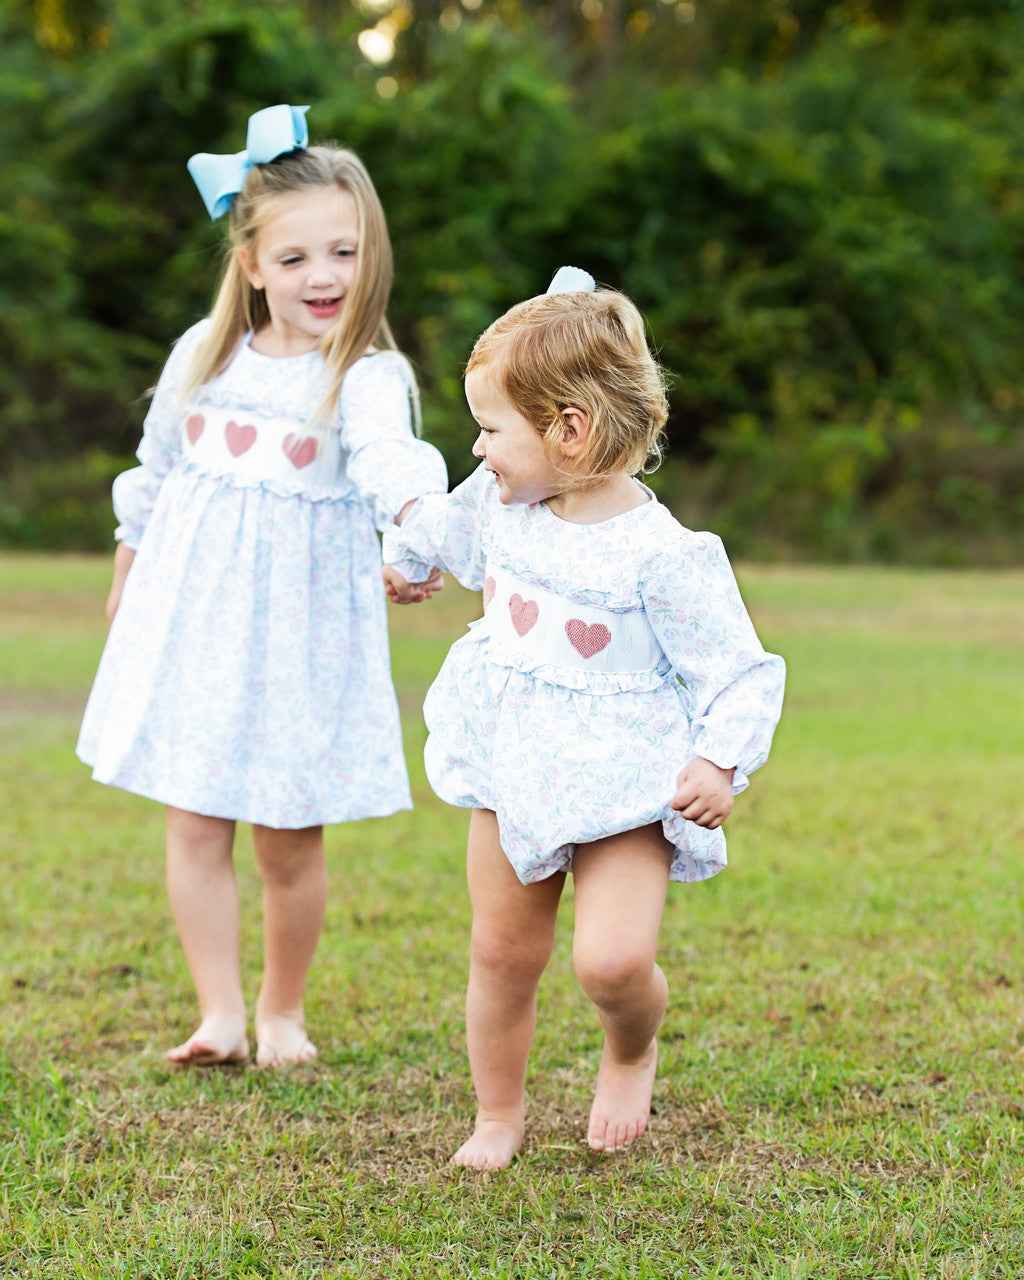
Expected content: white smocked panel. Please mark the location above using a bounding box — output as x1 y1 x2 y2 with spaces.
384 463 785 884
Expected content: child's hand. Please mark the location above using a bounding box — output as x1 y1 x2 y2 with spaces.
383 564 445 605
671 757 736 829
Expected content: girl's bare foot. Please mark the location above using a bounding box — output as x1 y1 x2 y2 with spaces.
450 1114 525 1170
587 1040 658 1152
254 1010 317 1068
167 1014 248 1066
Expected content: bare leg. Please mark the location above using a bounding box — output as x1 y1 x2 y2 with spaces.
571 825 672 1152
251 823 326 1068
165 807 248 1065
451 809 564 1170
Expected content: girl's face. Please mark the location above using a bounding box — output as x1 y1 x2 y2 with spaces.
466 366 569 507
239 185 359 356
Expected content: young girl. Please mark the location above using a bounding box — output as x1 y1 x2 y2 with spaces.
77 105 446 1068
382 268 785 1168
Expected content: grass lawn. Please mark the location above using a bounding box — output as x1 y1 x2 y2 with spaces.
1 552 1023 1278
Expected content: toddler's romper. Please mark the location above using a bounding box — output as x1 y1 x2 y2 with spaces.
383 464 786 884
78 320 447 828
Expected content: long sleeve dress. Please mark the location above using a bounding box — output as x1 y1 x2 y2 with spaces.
382 464 785 884
77 320 448 828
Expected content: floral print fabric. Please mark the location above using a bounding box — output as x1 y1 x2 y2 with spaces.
383 464 786 883
77 322 448 828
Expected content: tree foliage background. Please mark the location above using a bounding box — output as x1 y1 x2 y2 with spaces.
2 0 1022 562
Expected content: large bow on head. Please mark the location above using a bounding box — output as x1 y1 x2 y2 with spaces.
187 104 310 220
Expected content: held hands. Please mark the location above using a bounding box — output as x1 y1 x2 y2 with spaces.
383 564 445 605
671 757 736 829
383 499 444 604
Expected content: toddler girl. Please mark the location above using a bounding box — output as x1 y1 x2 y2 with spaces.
78 105 446 1067
383 269 785 1167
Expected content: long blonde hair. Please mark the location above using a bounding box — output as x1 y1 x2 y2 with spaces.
180 144 412 427
466 289 668 479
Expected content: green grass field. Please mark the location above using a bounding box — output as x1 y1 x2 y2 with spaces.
2 553 1023 1278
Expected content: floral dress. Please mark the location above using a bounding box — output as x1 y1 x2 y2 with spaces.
77 320 447 828
383 464 785 884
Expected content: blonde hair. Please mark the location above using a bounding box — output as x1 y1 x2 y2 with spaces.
465 288 668 479
180 144 413 427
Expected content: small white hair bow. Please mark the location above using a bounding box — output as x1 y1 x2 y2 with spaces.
545 266 596 294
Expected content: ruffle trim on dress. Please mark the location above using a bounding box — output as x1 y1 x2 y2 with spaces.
476 630 675 695
688 732 752 794
170 458 363 506
492 558 644 614
495 807 728 887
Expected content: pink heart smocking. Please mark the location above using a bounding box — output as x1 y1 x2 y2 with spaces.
185 414 205 445
283 434 318 469
566 619 611 658
509 593 539 637
483 577 496 608
225 420 257 457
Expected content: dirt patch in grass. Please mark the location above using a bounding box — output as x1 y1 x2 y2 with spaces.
55 1061 952 1194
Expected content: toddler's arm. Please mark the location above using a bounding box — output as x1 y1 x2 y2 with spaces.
382 463 495 591
671 757 736 830
644 531 785 793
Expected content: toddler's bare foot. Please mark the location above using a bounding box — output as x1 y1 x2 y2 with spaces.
254 1010 317 1068
167 1015 248 1066
587 1040 658 1152
450 1114 525 1170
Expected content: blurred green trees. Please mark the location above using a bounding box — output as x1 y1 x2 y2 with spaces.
1 0 1022 561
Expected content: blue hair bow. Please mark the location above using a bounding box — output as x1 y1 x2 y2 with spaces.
546 266 596 294
187 104 310 219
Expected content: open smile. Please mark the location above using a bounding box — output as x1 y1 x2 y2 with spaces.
304 297 341 318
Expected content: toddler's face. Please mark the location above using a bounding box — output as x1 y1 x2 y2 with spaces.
466 368 567 507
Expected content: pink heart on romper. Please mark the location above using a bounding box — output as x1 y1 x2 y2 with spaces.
225 420 257 456
483 577 496 608
566 618 611 658
509 593 539 636
185 413 205 445
283 434 319 469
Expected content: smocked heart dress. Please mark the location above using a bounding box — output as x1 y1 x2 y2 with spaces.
382 464 786 884
77 319 447 828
